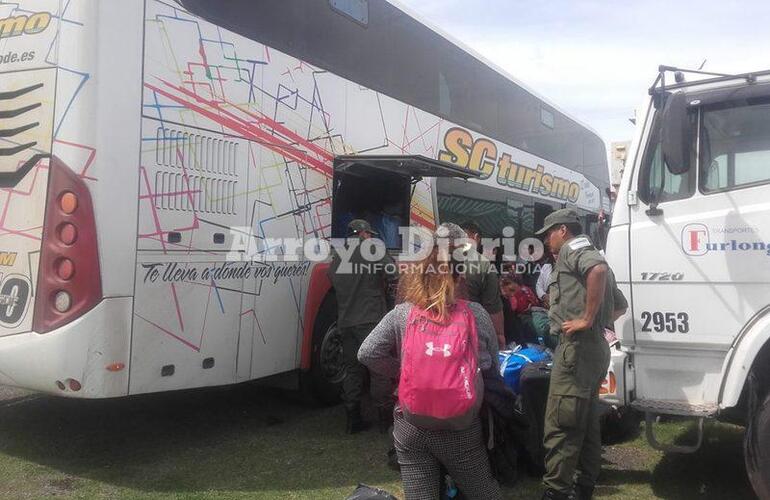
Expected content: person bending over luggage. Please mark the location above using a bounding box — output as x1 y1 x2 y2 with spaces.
500 275 541 345
358 226 503 500
500 275 539 315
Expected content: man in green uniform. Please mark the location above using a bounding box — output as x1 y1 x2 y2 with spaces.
535 209 621 500
328 219 395 434
458 221 505 348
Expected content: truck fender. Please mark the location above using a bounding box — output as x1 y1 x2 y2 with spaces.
299 262 332 370
719 307 770 409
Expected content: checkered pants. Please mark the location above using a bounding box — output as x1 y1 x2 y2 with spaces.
393 410 503 500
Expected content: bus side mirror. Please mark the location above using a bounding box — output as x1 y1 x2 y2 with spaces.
661 91 691 175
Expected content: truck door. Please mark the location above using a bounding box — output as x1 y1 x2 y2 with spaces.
627 86 770 411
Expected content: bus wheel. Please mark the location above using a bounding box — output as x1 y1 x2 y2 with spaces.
309 295 344 405
745 391 770 499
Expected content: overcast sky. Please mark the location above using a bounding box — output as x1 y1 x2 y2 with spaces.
398 0 770 145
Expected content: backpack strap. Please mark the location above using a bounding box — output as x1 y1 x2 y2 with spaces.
406 301 477 344
404 304 424 340
406 304 421 324
454 299 473 319
454 300 479 358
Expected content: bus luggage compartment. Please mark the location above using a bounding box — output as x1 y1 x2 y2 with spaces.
331 154 481 248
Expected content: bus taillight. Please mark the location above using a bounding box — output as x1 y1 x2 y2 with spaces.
32 157 102 334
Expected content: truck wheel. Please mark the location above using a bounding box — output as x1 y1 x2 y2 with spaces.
601 406 642 445
745 391 770 499
309 295 344 405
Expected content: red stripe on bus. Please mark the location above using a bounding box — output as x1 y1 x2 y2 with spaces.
411 211 436 230
145 81 334 177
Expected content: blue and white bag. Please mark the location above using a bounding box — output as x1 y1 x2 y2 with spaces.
498 345 551 393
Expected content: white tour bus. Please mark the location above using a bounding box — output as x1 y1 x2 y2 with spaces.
0 0 610 403
604 66 770 496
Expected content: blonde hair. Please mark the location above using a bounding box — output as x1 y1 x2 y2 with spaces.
399 247 457 321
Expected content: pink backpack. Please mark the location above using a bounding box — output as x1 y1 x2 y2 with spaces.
399 300 483 430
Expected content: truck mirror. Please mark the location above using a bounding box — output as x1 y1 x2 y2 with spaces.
661 91 691 175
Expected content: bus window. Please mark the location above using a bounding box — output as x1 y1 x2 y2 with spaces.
329 0 369 26
534 202 556 238
583 212 600 249
435 177 541 255
180 0 607 189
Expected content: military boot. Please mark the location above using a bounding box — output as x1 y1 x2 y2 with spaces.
541 488 572 500
386 447 400 471
345 405 371 434
573 484 594 500
378 405 394 434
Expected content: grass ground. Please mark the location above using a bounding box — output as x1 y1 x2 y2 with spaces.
0 384 756 499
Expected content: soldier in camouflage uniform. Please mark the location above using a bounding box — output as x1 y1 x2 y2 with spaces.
328 219 395 434
535 209 623 500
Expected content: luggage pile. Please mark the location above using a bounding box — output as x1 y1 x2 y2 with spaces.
495 344 553 475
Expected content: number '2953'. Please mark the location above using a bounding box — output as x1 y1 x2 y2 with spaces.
641 311 690 333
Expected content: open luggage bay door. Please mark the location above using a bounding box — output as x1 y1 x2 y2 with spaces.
334 154 483 179
332 155 482 246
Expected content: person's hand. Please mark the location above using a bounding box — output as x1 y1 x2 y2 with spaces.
542 294 550 308
497 335 507 350
562 317 591 336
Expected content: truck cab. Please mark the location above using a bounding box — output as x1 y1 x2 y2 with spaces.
606 66 770 497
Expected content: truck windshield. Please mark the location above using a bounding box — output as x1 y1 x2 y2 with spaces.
700 101 770 192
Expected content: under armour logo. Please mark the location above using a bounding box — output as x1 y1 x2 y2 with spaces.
425 342 451 357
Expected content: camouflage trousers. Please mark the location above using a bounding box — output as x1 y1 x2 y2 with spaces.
341 323 394 411
542 334 611 493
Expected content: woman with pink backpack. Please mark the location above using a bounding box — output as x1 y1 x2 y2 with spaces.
358 223 503 500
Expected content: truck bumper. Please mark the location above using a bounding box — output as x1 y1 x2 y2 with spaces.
600 348 633 406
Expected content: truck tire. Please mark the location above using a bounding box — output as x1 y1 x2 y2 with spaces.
308 294 344 405
745 391 770 499
601 406 642 445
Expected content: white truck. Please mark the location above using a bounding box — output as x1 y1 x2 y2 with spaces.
604 66 770 498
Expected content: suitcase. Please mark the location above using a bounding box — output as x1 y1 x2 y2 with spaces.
518 360 552 475
498 346 551 394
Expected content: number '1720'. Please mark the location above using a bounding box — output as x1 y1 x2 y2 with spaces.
640 272 684 281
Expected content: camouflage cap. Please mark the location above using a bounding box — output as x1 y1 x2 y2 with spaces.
347 219 378 236
535 208 581 236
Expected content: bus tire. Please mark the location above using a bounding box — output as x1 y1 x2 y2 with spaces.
308 294 344 405
745 391 770 499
